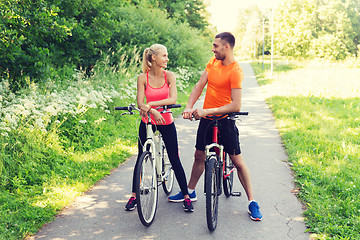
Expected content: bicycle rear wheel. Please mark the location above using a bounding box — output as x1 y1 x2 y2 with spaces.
161 143 174 195
135 151 158 227
205 155 220 231
223 153 234 197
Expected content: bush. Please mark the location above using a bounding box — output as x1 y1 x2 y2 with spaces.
309 34 348 60
0 0 211 91
0 46 202 238
108 3 211 70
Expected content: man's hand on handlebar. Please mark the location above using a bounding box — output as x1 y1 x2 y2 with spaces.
182 108 195 120
183 108 208 120
192 109 208 120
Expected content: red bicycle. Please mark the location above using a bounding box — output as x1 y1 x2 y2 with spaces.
203 112 248 231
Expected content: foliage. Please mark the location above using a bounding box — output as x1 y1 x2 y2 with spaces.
235 0 360 60
150 0 210 31
0 0 211 92
108 3 211 70
0 0 73 91
0 46 201 238
274 0 360 60
252 60 360 239
234 5 264 58
119 0 210 31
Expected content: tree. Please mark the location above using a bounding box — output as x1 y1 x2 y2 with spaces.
0 0 211 92
273 0 360 60
151 0 210 31
233 5 269 58
0 0 73 91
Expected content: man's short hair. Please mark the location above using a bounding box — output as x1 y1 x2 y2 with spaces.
215 32 235 48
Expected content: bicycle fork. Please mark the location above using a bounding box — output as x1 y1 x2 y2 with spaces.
204 143 223 195
142 124 158 190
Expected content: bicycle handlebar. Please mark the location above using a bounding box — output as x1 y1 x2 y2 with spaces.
157 104 181 110
195 112 249 121
114 106 129 111
231 112 249 116
115 103 139 113
115 103 181 113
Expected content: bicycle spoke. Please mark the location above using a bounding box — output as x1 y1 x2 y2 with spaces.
205 156 219 231
223 153 234 197
136 151 158 227
161 143 174 195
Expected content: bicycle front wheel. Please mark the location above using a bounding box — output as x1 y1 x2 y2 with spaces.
135 151 158 227
161 143 174 195
205 155 220 231
223 153 234 197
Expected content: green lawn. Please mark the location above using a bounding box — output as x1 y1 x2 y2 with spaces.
251 60 360 240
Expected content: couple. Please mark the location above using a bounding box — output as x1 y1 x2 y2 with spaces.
124 32 262 221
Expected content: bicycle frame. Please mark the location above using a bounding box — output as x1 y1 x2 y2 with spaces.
142 117 164 182
204 120 235 184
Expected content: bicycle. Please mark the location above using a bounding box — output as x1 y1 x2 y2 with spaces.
202 112 248 231
115 103 181 227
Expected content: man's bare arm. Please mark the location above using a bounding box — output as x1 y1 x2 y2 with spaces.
192 88 242 119
183 70 208 119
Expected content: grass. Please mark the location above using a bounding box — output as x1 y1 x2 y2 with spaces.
0 49 200 239
251 59 360 239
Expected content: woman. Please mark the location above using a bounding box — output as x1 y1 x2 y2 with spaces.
125 44 194 212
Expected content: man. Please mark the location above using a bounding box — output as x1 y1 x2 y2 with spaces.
168 32 262 221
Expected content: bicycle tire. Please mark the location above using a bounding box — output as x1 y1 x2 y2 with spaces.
205 155 220 231
135 151 158 227
223 153 234 197
161 143 174 195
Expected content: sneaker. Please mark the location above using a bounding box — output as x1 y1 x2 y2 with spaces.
248 201 262 221
183 198 194 212
168 190 197 202
125 197 137 211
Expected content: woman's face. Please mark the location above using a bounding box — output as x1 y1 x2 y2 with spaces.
153 47 169 69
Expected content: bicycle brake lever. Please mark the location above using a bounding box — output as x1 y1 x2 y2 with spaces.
121 112 136 116
160 109 172 114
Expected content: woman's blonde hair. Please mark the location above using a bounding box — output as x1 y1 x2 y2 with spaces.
142 44 166 73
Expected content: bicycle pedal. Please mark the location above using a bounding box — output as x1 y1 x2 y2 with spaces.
140 189 150 195
231 192 241 197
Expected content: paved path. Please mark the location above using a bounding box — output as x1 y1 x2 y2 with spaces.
31 62 310 240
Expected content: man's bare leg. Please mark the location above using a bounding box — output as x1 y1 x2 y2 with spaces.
187 150 206 189
230 154 254 201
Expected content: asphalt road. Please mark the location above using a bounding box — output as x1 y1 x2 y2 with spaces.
31 62 311 240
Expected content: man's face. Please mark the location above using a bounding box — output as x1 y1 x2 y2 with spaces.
212 38 226 60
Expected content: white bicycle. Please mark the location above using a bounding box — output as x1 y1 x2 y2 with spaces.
115 103 181 226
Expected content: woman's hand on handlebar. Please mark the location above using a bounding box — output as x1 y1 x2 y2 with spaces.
140 104 151 117
152 110 166 124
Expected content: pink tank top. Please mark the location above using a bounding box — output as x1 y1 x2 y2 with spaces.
141 71 174 125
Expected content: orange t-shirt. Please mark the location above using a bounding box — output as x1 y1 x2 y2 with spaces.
203 57 243 109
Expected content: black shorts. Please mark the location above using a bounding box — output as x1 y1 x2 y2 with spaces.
195 117 241 155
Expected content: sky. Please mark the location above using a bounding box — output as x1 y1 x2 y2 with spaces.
207 0 283 32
